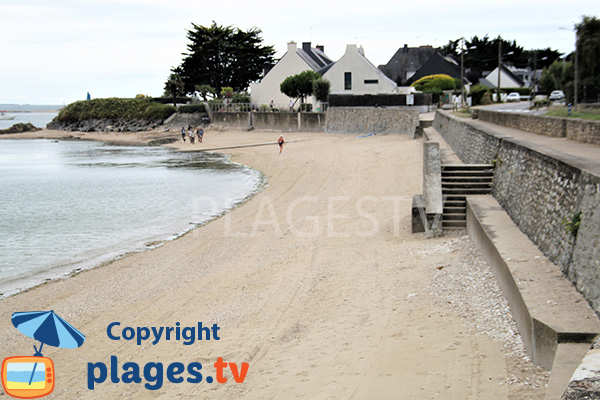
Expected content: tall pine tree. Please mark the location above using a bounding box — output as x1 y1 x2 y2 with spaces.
172 22 275 94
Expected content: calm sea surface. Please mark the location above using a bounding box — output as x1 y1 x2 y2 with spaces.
0 112 58 130
0 139 263 297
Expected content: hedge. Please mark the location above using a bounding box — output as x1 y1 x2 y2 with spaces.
179 105 207 114
54 98 177 122
151 97 191 104
329 94 432 107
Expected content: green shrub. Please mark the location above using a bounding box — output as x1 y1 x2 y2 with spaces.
54 98 176 122
179 104 207 113
151 97 190 104
499 87 531 96
470 84 490 105
411 74 455 92
480 92 493 105
232 92 250 103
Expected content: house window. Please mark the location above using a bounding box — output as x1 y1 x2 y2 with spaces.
344 72 352 90
364 79 378 84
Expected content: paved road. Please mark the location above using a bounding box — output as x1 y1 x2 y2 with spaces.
477 102 548 115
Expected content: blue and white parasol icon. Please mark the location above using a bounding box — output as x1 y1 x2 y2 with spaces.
11 310 85 387
12 310 85 356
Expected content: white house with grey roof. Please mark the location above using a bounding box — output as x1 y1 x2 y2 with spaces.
320 44 398 95
250 41 333 107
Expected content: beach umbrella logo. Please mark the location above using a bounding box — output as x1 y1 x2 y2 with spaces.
1 310 85 399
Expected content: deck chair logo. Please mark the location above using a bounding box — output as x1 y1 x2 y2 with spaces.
1 311 85 399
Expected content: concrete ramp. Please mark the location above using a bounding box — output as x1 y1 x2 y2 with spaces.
466 195 600 397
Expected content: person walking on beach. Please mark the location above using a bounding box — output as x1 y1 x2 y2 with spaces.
270 100 275 111
278 135 285 154
181 127 186 142
197 127 204 143
189 128 196 144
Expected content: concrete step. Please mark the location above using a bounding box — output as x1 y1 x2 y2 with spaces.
443 220 466 228
442 182 493 189
443 206 465 213
443 213 466 221
442 170 494 177
442 163 494 169
443 188 492 195
442 176 494 183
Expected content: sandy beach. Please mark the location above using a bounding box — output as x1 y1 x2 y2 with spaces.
0 128 549 399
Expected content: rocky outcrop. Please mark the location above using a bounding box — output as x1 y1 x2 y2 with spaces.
0 123 41 134
47 118 164 132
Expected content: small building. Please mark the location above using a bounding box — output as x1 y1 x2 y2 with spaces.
480 65 524 89
408 52 465 85
250 41 333 107
379 45 439 86
321 44 398 95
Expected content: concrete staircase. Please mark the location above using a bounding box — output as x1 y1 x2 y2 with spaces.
441 164 494 229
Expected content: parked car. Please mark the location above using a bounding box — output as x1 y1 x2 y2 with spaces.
506 92 520 102
549 90 565 101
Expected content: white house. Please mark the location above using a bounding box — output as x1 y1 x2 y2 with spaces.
321 44 398 95
480 65 524 89
250 41 332 107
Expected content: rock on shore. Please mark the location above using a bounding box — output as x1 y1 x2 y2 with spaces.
0 123 41 134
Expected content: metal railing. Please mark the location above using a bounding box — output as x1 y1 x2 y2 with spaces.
205 102 328 113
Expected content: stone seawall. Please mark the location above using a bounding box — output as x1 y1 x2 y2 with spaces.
432 111 503 164
211 112 325 131
475 109 600 145
434 110 600 313
324 107 419 135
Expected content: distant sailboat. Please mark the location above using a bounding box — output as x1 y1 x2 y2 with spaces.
0 111 15 120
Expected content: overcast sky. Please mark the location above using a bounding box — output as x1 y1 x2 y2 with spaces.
0 0 597 105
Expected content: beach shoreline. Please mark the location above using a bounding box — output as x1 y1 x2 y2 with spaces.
0 133 267 299
0 127 549 399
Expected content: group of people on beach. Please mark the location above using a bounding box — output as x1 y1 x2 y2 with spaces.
181 125 204 144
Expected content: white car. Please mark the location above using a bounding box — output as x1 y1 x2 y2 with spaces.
506 92 520 102
549 90 565 101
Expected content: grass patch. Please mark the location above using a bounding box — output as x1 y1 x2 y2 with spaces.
545 106 600 120
452 109 473 119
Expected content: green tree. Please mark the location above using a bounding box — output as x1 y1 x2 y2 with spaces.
541 59 574 101
313 78 331 102
576 15 600 102
194 84 216 101
280 70 321 106
164 73 185 107
173 22 275 94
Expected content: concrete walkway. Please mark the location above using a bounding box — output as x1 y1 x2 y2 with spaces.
466 116 600 176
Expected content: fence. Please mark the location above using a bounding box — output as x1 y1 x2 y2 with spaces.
205 102 329 113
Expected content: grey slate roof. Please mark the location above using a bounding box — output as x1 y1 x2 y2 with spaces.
298 42 333 70
408 52 468 84
379 45 439 85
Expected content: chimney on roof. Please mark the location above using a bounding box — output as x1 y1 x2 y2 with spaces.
302 42 312 53
287 41 297 53
316 45 324 52
358 45 365 56
403 44 408 54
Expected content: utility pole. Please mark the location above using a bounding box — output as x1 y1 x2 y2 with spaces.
461 37 465 108
497 39 502 102
574 29 579 110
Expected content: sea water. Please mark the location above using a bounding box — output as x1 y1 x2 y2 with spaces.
0 112 58 130
0 139 263 297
